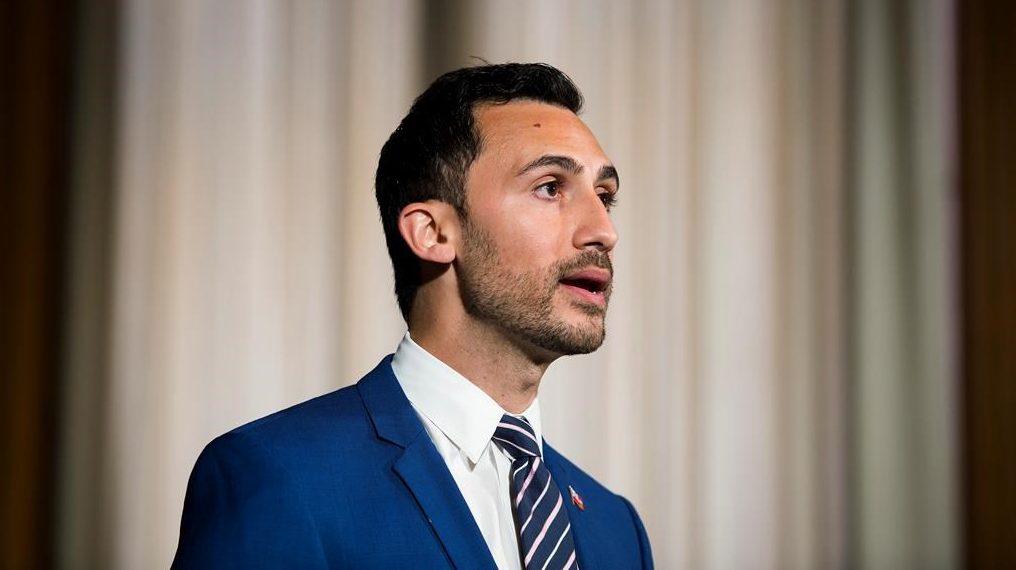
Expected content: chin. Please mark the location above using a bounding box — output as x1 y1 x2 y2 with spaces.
536 318 606 356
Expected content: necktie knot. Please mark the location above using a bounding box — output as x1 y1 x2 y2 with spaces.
493 414 541 461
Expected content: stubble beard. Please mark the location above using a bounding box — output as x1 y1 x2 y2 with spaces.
457 219 613 357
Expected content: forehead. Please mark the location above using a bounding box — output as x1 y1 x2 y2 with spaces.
473 101 608 164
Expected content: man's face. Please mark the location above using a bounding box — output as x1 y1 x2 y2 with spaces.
457 100 619 358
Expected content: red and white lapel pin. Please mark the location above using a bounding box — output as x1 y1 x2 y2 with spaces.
568 485 585 511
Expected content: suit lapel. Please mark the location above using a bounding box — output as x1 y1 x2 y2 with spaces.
393 440 496 569
544 444 594 569
358 357 497 570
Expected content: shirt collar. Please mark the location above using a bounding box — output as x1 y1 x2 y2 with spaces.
391 332 543 464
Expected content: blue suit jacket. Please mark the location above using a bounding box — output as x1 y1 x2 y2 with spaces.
173 356 653 569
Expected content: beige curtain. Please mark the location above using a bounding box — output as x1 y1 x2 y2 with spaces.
58 0 957 567
851 0 958 567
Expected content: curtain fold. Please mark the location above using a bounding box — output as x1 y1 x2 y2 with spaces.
849 0 958 566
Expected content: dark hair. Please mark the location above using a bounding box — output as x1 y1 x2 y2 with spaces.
375 62 584 321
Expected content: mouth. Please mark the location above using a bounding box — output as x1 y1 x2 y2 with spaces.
558 268 611 306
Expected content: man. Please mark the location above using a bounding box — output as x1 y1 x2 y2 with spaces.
173 63 653 569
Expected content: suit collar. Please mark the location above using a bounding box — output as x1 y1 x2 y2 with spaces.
357 356 497 569
357 355 424 448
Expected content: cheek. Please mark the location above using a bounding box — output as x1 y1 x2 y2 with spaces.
493 216 561 265
471 193 567 268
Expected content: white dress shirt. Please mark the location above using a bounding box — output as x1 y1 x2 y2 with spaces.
391 332 543 570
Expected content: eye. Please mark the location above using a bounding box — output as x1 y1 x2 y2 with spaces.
534 181 561 200
599 190 618 210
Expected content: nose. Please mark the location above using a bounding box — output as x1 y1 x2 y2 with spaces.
572 189 618 252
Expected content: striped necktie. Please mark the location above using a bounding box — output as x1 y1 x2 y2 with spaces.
493 415 579 570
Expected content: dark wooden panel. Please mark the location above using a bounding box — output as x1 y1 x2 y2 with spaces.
0 0 75 567
959 0 1016 567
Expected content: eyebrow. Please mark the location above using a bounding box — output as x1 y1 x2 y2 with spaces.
517 154 621 189
597 165 620 189
517 155 583 176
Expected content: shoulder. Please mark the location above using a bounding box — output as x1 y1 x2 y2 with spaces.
201 359 410 490
181 380 372 512
173 359 404 567
544 443 655 569
192 385 359 483
208 355 399 464
173 391 362 569
224 383 368 455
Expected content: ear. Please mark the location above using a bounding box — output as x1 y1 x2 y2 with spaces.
397 201 458 264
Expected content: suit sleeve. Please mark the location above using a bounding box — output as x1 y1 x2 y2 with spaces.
622 497 655 569
171 432 328 569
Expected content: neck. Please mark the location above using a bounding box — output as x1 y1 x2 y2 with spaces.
409 315 554 414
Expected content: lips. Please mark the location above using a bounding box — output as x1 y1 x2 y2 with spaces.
558 268 611 296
